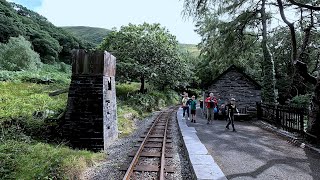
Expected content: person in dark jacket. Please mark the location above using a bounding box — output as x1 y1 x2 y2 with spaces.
226 98 239 132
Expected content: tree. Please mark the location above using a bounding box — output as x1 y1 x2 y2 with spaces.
0 36 42 71
276 0 320 139
99 23 191 92
184 0 320 140
185 2 264 88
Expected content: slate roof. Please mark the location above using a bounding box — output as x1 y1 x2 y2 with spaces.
209 64 262 89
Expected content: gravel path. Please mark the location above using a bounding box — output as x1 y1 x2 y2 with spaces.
186 108 320 180
81 108 193 180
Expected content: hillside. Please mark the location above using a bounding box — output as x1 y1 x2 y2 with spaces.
0 1 92 64
179 43 200 57
62 26 111 46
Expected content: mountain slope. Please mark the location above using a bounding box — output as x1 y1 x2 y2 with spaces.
62 26 111 46
179 43 200 57
0 1 92 63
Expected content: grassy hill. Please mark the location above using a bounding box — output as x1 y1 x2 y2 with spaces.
62 26 111 46
179 43 200 57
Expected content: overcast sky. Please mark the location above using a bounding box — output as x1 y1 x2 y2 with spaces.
7 0 201 44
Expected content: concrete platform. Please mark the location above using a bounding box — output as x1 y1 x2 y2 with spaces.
177 107 227 180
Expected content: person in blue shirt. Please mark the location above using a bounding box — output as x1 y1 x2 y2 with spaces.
190 95 197 123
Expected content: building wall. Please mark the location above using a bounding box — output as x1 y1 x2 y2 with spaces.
207 69 261 110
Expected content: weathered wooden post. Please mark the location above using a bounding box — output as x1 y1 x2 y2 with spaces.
63 49 118 151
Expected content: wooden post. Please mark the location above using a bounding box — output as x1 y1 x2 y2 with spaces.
300 109 305 135
276 105 280 128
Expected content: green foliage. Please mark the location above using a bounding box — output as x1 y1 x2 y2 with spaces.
62 26 111 46
117 104 139 136
0 82 67 123
0 1 92 64
291 94 312 108
0 63 71 84
116 82 141 98
0 36 42 71
192 13 263 87
99 23 193 90
116 82 179 136
0 73 104 179
0 140 104 179
179 43 200 57
184 0 319 104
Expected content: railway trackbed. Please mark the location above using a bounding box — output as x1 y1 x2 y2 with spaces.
120 108 176 180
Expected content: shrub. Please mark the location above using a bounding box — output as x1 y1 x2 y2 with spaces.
116 82 140 98
291 94 311 108
0 36 42 71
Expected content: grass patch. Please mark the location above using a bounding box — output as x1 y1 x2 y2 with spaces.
0 140 105 179
116 82 140 98
117 104 140 137
0 63 71 84
0 81 67 123
0 66 180 178
116 84 180 137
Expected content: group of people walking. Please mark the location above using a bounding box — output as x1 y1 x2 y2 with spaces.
181 92 239 132
181 93 197 123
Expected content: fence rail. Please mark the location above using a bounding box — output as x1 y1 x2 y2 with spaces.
257 102 306 135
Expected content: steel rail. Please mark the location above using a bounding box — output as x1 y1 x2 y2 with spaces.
122 111 164 180
159 110 171 180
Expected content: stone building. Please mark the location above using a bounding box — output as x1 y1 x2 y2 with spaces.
204 65 261 112
63 50 118 151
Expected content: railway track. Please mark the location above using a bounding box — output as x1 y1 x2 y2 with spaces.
121 108 176 180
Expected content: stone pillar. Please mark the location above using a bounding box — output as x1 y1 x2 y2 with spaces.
63 49 118 151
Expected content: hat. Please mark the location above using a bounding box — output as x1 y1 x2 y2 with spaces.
230 98 235 101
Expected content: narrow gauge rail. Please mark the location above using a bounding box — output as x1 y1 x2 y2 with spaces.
122 108 175 180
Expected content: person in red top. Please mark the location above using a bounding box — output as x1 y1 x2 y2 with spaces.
205 93 217 124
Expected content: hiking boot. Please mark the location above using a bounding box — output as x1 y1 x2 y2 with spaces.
191 119 194 123
233 129 237 132
226 126 229 130
194 120 196 123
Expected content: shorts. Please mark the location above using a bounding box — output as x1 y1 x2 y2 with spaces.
191 109 196 115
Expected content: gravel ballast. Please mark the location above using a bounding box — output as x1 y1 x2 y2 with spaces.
81 108 193 180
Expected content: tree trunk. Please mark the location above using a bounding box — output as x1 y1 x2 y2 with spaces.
261 0 276 103
140 75 145 93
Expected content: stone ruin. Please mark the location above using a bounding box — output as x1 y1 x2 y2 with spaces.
63 49 118 151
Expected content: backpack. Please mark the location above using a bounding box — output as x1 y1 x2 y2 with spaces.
187 98 192 106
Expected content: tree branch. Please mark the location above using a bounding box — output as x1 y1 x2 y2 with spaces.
298 10 314 62
311 52 320 73
295 60 318 84
287 0 320 10
277 0 317 85
276 0 298 62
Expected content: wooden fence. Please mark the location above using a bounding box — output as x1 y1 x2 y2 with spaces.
257 102 306 135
